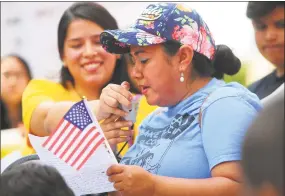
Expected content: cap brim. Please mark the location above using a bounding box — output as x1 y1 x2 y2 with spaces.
100 28 166 54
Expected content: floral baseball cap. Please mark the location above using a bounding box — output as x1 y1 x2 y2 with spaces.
100 3 216 60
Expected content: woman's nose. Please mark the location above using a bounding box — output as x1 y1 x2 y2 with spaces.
83 42 98 57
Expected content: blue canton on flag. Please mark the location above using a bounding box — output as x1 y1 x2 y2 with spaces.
64 101 93 130
42 100 105 170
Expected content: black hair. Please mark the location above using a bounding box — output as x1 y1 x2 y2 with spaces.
1 154 100 196
2 154 39 173
242 92 284 194
1 54 33 80
162 40 241 79
57 2 119 88
1 162 75 196
246 2 285 19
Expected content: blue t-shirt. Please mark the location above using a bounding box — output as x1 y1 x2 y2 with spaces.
120 78 262 179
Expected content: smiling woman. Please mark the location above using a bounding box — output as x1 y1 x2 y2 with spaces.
60 19 117 94
21 2 141 156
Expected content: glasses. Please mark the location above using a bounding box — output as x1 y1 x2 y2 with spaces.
2 72 27 80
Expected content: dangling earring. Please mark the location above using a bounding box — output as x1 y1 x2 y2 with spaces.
180 72 184 82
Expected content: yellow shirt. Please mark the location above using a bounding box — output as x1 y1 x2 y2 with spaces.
22 79 157 156
22 79 81 155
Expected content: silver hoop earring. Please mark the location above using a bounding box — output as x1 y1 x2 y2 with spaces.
180 73 184 82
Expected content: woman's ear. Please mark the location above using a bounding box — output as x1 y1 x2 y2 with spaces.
62 61 67 67
177 45 194 72
61 55 67 67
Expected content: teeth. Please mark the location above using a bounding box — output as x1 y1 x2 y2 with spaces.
84 63 100 70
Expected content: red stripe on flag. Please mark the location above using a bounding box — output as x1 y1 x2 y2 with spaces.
59 129 81 159
71 132 100 167
54 126 76 155
48 122 70 151
42 119 64 147
65 126 96 163
76 138 104 170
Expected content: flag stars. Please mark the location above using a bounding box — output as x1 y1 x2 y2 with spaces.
64 101 93 129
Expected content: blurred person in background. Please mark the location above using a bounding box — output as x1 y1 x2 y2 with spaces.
1 54 32 131
97 3 262 196
22 2 155 157
1 54 32 158
242 92 284 196
247 2 284 99
1 162 75 196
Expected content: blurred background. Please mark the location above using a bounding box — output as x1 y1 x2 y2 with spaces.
1 2 274 84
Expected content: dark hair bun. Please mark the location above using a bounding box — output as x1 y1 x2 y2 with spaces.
213 44 241 76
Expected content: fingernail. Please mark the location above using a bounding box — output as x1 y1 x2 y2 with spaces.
129 96 133 101
128 121 133 126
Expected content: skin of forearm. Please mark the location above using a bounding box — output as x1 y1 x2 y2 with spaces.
30 100 101 136
30 101 74 136
152 175 241 196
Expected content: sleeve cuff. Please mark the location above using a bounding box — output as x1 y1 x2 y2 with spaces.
209 153 241 170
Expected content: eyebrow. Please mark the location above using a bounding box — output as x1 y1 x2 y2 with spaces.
133 49 147 56
66 34 100 42
253 19 263 24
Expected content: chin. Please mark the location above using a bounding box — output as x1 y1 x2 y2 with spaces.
145 95 158 106
145 96 169 107
84 78 105 87
267 58 284 68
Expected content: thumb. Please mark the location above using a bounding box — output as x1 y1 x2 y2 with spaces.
121 81 130 90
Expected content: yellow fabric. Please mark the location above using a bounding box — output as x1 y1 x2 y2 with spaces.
1 147 15 158
1 143 23 159
22 79 157 157
22 79 81 155
117 96 157 156
1 127 29 159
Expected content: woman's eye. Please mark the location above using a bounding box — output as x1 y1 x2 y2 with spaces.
255 23 267 31
140 59 149 64
70 44 82 49
276 20 285 29
93 41 101 45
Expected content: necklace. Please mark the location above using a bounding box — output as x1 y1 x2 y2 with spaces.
73 88 87 100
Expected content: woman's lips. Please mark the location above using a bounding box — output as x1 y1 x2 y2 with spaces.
83 63 102 72
141 86 150 95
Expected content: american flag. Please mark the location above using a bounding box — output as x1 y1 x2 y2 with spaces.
42 99 105 171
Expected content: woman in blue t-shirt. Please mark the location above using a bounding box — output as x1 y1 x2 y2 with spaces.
96 3 262 196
